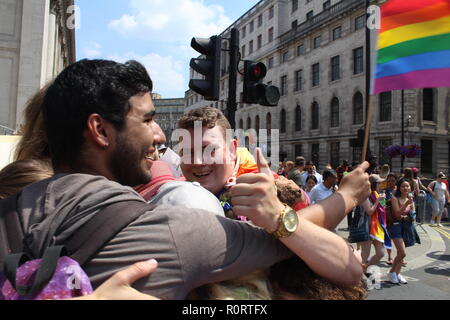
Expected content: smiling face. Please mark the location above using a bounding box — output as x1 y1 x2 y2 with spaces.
180 125 237 195
109 92 157 187
399 180 411 196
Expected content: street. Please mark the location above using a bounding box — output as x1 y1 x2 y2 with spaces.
339 221 450 299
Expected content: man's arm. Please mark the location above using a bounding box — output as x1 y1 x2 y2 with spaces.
231 149 366 287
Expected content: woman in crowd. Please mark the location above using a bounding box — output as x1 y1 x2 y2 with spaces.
382 173 397 265
305 175 318 198
427 172 450 227
403 168 419 197
360 175 391 273
388 178 416 284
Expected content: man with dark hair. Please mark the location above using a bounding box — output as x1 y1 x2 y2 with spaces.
309 169 338 204
287 157 305 187
7 60 368 299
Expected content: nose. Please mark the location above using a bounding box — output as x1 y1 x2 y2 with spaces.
151 121 167 146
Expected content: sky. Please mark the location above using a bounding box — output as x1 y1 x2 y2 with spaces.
75 0 260 98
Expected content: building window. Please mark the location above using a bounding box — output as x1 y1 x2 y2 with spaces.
257 35 262 49
268 57 274 69
330 142 340 169
242 26 246 38
331 55 340 81
311 143 320 167
249 40 254 54
423 88 435 121
323 0 331 10
249 20 254 33
313 35 321 49
295 144 303 158
306 10 313 20
280 75 288 96
239 119 244 129
292 0 298 12
266 113 272 135
332 26 342 40
282 51 289 63
241 45 246 58
352 146 362 163
258 14 263 27
255 115 260 137
247 117 251 130
379 139 393 167
353 47 364 74
312 63 320 87
379 91 392 122
295 69 303 91
269 6 274 19
421 140 433 173
353 92 364 125
297 44 305 56
295 105 302 131
355 15 365 31
280 109 287 133
330 97 340 128
311 102 319 130
292 20 298 30
268 27 274 42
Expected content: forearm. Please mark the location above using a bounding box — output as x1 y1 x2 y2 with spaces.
281 215 363 287
299 190 358 230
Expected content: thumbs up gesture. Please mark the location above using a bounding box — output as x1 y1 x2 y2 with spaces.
229 148 284 233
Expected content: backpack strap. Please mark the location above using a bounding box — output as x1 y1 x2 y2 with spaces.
64 200 154 266
0 193 25 265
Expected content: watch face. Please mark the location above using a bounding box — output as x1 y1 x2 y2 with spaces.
283 209 299 233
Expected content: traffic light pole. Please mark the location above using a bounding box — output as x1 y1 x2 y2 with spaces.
227 28 239 129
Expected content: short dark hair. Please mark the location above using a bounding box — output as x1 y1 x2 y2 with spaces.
305 175 318 184
323 169 337 180
42 59 153 168
305 161 314 167
295 156 305 167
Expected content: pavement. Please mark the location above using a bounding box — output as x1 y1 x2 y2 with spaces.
336 219 450 300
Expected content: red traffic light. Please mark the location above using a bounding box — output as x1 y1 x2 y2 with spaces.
247 62 267 81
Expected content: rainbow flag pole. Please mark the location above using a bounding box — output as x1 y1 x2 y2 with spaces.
363 0 450 162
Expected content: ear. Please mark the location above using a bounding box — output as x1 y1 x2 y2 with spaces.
86 114 113 149
228 138 238 162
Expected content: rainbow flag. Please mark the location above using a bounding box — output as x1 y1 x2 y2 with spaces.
373 0 450 94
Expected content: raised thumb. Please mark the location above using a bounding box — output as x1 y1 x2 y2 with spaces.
256 148 272 175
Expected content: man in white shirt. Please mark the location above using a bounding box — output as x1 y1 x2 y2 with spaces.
309 169 338 204
301 161 323 189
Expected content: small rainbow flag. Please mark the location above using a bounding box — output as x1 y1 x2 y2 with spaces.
373 0 450 94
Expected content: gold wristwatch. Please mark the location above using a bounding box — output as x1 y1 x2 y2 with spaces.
272 204 299 239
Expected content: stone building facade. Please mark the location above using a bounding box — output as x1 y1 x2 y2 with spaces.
187 0 450 176
0 0 76 131
153 96 185 149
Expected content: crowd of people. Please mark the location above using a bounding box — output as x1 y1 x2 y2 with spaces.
0 58 447 300
277 156 450 286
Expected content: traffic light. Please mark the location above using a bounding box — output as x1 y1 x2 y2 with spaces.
243 60 280 106
189 36 222 101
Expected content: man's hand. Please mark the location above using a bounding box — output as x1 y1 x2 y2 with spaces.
230 148 284 233
74 259 159 300
337 161 371 208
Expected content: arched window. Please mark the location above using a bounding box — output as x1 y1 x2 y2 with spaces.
423 88 434 121
247 116 252 130
330 97 340 127
295 105 302 131
311 102 319 130
353 92 364 125
239 119 243 129
280 109 287 133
